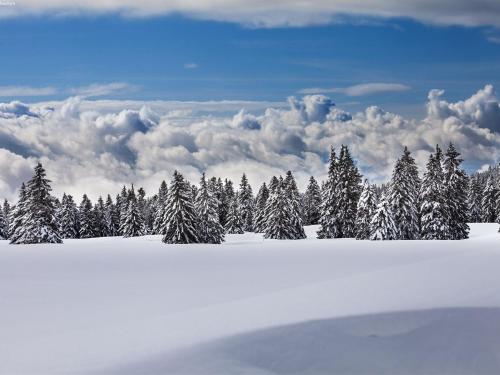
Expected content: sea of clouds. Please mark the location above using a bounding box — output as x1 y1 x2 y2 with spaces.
0 85 499 202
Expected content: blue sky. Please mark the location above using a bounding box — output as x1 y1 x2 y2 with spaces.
0 13 499 117
0 2 499 200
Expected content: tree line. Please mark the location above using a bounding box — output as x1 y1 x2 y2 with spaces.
0 143 499 245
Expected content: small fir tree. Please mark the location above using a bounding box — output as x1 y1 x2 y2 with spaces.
370 191 397 241
59 193 80 239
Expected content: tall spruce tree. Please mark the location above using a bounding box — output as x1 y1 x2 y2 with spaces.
79 194 95 238
303 176 321 225
317 147 341 239
336 145 362 237
370 191 397 241
355 179 377 240
443 143 470 239
118 185 129 235
11 163 61 244
264 176 295 240
238 174 254 232
420 145 449 240
195 173 225 244
225 194 244 234
284 171 306 239
59 194 79 239
162 171 200 244
388 147 421 240
253 182 270 233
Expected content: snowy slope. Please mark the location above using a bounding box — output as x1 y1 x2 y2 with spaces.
0 224 499 374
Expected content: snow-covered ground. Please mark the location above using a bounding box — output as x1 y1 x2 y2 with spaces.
1 224 499 375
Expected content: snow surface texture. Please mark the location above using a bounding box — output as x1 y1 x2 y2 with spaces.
0 224 499 374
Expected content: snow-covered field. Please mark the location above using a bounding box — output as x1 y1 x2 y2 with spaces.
1 224 499 375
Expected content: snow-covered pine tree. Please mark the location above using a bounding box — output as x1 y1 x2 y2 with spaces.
214 178 226 226
303 176 321 225
11 163 61 244
0 206 7 240
355 179 377 240
93 196 106 237
388 146 421 240
120 186 144 237
370 191 397 240
220 178 235 227
317 146 341 239
238 173 254 231
496 181 500 231
152 180 168 234
253 182 270 233
195 173 225 244
284 171 306 239
79 194 95 238
468 174 483 223
191 184 198 202
162 171 200 244
268 176 279 194
264 176 295 240
136 187 148 233
8 183 28 243
59 194 80 239
2 200 10 239
103 194 119 236
118 185 129 235
225 194 244 234
443 143 470 240
481 171 498 223
336 145 362 238
420 145 449 240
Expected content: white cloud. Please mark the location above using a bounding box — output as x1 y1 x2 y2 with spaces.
184 63 199 69
299 83 411 96
0 86 499 203
487 36 500 44
0 86 57 97
3 1 500 27
69 82 135 97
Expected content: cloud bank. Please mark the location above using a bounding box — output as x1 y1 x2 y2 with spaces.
0 86 57 97
2 0 500 27
0 86 499 202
